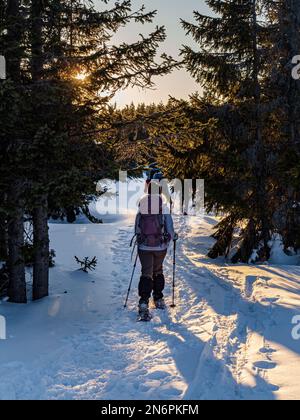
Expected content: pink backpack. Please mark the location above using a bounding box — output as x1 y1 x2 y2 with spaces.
138 214 165 247
137 195 165 247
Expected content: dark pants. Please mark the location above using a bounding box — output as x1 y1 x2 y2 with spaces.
138 249 167 303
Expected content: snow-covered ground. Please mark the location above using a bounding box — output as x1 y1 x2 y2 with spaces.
1 208 300 400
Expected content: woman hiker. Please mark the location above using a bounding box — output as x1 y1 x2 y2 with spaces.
134 174 177 320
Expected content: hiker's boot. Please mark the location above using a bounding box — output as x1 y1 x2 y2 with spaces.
154 297 166 310
138 301 152 322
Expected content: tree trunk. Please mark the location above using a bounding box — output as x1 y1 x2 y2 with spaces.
251 0 271 259
31 0 43 81
0 194 8 261
5 0 27 303
0 219 8 261
7 183 27 303
30 1 50 301
32 195 49 300
6 0 21 80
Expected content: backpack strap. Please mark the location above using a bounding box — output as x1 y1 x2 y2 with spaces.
159 214 165 234
130 234 137 248
135 213 141 235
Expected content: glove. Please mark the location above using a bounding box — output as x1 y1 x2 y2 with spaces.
173 233 179 242
164 233 172 243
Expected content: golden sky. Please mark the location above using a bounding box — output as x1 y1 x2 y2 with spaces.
94 0 210 107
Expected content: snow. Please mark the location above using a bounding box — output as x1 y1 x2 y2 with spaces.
1 205 300 400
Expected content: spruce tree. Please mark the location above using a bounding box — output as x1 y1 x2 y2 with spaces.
268 0 300 252
0 0 27 302
179 0 273 262
1 0 178 301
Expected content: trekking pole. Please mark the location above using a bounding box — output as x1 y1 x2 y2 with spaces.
124 251 139 309
170 238 177 308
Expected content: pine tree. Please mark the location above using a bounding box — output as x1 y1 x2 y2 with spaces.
179 0 273 262
268 0 300 252
1 0 179 301
0 0 27 302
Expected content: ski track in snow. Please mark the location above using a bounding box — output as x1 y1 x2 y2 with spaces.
1 215 300 399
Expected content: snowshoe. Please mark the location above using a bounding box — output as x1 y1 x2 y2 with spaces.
154 298 166 310
138 303 152 322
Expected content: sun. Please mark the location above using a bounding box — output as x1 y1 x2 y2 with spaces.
74 72 87 81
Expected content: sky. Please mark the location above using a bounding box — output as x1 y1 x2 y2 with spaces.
94 0 211 107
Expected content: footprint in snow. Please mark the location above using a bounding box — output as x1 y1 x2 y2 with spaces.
254 361 277 370
147 371 171 380
261 297 280 304
245 276 257 298
259 347 277 354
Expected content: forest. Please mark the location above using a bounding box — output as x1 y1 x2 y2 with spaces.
0 0 300 301
1 0 300 403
